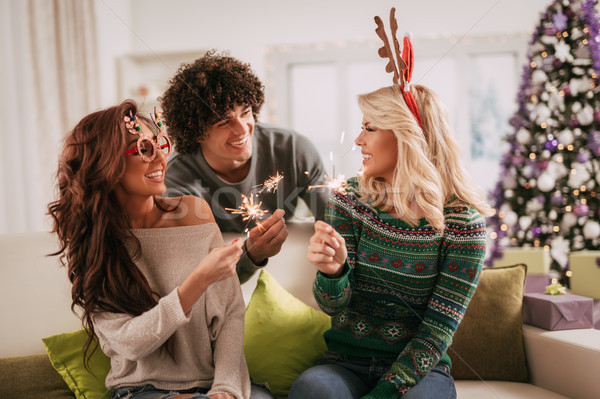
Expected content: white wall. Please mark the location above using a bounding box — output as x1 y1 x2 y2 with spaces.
98 0 555 108
1 0 571 233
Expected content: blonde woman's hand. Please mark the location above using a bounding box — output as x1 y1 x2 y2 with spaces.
307 220 347 277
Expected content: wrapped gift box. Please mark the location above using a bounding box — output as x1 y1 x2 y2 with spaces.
524 274 551 293
523 292 594 330
493 247 550 275
595 300 600 330
569 250 600 300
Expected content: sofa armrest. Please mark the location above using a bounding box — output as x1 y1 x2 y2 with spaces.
0 354 75 398
523 324 600 399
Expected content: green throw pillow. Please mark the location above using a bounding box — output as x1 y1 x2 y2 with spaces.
42 329 112 399
244 270 331 399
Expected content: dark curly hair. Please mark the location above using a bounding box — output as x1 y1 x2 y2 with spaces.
160 49 265 155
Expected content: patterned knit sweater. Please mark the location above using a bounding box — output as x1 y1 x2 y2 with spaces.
314 179 487 398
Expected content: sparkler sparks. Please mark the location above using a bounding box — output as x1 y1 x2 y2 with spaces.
258 172 284 193
225 193 268 226
308 173 348 195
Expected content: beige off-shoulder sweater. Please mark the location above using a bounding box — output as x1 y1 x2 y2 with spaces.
92 223 250 399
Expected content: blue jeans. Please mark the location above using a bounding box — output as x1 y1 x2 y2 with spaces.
112 385 209 399
288 351 456 399
112 383 274 399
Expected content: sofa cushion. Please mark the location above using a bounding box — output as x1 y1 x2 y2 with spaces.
42 329 112 399
0 353 75 398
244 270 330 399
449 263 529 382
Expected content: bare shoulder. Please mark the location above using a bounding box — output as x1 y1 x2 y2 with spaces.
156 196 215 227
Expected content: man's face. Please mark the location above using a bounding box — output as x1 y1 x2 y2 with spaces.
200 104 255 171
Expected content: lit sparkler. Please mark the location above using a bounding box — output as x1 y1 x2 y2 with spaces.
308 173 348 195
258 172 284 193
225 193 268 233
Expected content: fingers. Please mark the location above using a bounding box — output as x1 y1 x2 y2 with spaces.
252 217 287 243
246 219 288 262
307 251 334 265
310 229 340 250
231 238 244 250
253 209 285 233
314 220 333 234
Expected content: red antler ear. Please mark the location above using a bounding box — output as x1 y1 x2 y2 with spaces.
402 35 414 84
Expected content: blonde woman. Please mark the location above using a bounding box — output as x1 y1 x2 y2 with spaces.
291 83 492 399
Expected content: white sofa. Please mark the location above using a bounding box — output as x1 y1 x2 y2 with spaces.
1 220 599 398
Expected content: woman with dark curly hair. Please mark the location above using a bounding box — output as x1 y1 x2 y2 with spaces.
160 50 328 282
48 99 253 399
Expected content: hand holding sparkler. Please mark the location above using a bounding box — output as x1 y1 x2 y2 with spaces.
246 209 288 264
178 238 244 313
307 220 347 277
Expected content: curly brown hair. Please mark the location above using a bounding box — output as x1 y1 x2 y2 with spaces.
160 49 265 155
48 100 169 366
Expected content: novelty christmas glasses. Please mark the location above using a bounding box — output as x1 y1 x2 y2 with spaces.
124 107 173 162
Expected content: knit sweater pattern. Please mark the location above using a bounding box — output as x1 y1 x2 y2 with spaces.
92 224 250 399
314 179 487 398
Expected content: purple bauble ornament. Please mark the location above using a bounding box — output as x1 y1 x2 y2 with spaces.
569 118 579 128
512 154 525 166
589 131 600 156
532 227 542 236
544 138 559 152
553 11 568 31
537 160 549 170
551 193 563 205
509 115 523 128
537 195 545 204
562 85 571 96
595 111 600 124
576 152 590 163
545 27 557 36
553 59 563 68
574 203 590 217
565 8 574 18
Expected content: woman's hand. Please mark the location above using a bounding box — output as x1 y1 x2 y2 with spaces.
196 239 244 286
178 239 244 313
307 220 347 277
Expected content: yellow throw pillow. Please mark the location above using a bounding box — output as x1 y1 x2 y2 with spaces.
42 329 112 399
244 270 331 399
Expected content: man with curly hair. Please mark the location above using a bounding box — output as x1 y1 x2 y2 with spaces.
161 50 327 284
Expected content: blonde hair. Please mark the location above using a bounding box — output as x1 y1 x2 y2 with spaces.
357 85 492 231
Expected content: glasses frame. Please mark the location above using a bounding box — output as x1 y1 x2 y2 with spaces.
124 108 173 163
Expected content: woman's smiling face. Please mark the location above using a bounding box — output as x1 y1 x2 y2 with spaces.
116 122 168 200
355 116 398 182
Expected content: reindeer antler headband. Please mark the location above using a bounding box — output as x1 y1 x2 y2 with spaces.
374 8 422 129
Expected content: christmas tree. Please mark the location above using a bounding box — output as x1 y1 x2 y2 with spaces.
487 0 600 279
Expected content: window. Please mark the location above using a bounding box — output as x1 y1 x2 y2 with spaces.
265 34 528 193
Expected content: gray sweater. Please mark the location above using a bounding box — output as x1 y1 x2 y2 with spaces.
92 224 250 399
165 123 328 233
